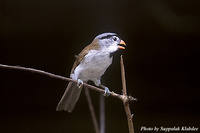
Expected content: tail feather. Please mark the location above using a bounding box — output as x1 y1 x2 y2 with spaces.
56 82 82 112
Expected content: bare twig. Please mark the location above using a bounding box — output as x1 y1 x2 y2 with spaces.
0 64 103 92
1 60 137 133
100 93 105 133
0 64 136 102
84 87 100 133
120 55 135 133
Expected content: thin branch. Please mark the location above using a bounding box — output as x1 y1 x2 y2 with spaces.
84 87 100 133
121 56 127 96
1 57 137 133
120 55 135 133
0 64 136 102
0 64 103 91
100 93 105 133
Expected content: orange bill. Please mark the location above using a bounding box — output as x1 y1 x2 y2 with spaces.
118 40 126 49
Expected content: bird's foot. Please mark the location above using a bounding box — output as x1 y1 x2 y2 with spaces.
77 79 83 89
99 84 111 97
103 87 111 97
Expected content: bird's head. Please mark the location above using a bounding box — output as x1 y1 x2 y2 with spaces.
95 32 126 53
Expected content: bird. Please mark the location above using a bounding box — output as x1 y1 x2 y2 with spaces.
56 32 126 112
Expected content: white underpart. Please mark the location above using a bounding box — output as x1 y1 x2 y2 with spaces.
70 49 113 86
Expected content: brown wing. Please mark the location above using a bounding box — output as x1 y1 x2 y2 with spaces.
70 39 100 74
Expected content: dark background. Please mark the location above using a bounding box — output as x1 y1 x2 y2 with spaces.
0 0 199 133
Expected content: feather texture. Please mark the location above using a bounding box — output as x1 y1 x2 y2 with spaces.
56 39 100 112
56 33 124 112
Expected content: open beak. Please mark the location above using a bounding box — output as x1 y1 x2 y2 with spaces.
118 40 126 50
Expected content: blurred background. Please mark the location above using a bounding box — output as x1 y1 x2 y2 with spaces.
0 0 200 132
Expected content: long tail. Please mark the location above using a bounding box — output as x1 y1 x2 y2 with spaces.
56 82 82 112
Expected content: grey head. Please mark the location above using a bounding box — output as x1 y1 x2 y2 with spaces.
94 32 123 53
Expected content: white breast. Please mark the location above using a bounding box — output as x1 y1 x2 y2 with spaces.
71 50 113 82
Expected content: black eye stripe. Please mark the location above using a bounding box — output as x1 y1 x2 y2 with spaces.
99 35 114 39
99 35 121 40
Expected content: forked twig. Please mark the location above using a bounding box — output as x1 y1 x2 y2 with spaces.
0 58 136 133
120 55 135 133
0 64 136 102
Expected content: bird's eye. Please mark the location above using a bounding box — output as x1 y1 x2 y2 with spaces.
113 37 117 41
